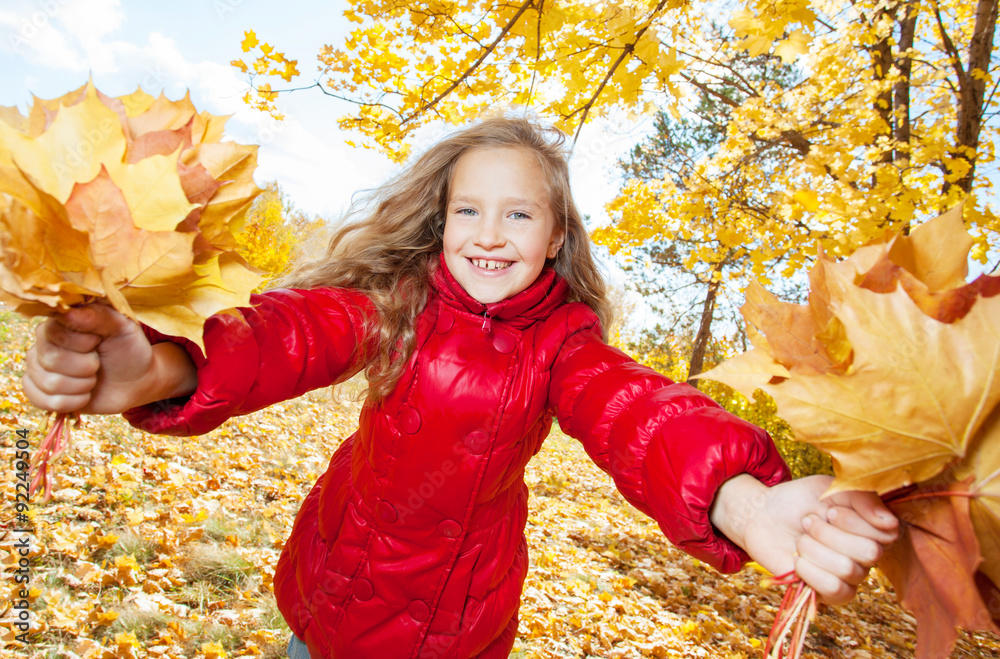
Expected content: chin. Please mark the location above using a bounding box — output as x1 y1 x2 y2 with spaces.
470 289 506 304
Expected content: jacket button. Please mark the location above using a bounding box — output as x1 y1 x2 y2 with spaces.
493 332 515 354
438 519 462 538
376 500 397 523
464 431 489 455
408 599 430 621
436 311 454 333
399 407 421 434
352 578 374 601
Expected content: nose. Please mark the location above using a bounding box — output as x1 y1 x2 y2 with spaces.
474 213 505 249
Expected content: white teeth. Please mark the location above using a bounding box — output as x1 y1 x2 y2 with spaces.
472 259 511 271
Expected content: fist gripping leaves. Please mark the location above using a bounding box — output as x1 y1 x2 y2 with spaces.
700 206 1000 658
0 82 264 499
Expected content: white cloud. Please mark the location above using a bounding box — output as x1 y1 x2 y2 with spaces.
59 0 123 40
0 0 125 71
1 1 81 69
111 30 393 217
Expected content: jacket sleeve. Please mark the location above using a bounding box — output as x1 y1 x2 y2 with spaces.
122 287 376 437
548 306 791 573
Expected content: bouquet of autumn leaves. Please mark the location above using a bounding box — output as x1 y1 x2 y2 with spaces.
0 82 263 500
699 207 1000 658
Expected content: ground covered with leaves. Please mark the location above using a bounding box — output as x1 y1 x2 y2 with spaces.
1 308 998 659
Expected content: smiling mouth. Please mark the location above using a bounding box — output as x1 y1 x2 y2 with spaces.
470 258 513 271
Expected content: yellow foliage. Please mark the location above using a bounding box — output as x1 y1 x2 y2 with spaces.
229 1 996 283
235 182 323 289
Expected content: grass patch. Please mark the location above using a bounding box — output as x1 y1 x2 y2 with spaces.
173 580 224 615
190 623 248 652
106 608 175 642
256 593 291 632
106 530 157 564
202 512 275 547
181 543 258 590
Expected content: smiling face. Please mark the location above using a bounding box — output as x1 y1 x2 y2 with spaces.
442 147 565 304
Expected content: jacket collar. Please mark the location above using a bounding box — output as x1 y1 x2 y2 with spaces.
432 253 569 328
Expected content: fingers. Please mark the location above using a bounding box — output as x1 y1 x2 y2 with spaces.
828 490 900 535
24 341 98 405
23 306 115 414
826 505 899 545
21 368 97 413
37 317 102 356
795 511 885 606
805 512 884 568
793 553 859 606
57 303 132 338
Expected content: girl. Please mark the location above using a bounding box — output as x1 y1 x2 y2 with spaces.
23 117 898 659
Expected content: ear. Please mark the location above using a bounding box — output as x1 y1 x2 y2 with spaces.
547 228 565 259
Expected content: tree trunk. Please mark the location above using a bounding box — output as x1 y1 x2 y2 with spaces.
894 1 918 233
687 278 720 388
945 0 998 195
872 6 896 168
894 2 917 161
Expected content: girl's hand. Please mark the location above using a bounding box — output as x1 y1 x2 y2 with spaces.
711 474 899 605
23 303 196 414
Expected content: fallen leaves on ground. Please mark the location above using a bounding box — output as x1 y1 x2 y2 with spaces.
0 309 998 658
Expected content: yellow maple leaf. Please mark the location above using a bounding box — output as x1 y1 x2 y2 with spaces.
63 167 197 290
889 205 973 293
792 189 820 212
281 59 301 82
0 82 125 205
241 30 259 52
774 29 812 64
107 149 199 231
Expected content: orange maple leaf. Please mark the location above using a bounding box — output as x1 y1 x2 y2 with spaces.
880 481 1000 658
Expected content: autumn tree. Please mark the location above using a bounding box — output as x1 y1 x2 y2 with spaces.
603 30 802 383
235 0 998 261
235 182 322 288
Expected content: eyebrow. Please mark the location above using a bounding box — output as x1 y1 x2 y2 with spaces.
449 195 544 210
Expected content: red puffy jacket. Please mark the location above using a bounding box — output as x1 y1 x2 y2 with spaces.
125 258 790 658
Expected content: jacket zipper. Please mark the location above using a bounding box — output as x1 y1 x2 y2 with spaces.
481 310 492 333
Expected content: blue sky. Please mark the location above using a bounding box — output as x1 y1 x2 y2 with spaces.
0 0 643 225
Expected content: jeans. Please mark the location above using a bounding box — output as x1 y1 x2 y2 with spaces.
287 634 311 659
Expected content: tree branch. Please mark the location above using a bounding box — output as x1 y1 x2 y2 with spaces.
402 0 538 126
566 0 671 142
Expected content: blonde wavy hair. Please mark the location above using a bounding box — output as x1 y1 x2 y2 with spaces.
276 116 613 400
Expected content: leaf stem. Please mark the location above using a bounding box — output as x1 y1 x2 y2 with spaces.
765 575 817 659
28 412 75 503
885 490 979 505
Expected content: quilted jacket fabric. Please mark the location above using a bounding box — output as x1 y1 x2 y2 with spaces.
124 257 790 659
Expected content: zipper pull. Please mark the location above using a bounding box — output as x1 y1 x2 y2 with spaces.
482 311 492 333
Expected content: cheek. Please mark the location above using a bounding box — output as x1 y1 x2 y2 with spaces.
442 220 461 253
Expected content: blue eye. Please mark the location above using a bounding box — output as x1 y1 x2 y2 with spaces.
510 211 530 220
456 208 477 216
